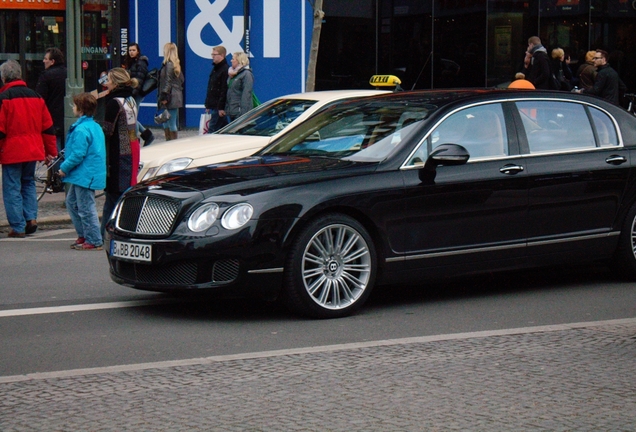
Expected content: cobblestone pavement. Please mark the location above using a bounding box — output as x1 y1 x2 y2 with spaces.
0 128 199 231
1 319 635 431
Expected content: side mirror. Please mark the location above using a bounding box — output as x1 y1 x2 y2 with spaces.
419 143 470 183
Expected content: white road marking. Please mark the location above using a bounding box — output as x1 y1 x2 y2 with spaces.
0 228 76 241
1 317 634 384
0 299 174 317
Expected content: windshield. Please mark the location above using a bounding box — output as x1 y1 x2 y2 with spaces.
258 100 435 162
218 98 318 137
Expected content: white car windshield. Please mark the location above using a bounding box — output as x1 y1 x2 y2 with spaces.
218 98 317 137
259 100 434 162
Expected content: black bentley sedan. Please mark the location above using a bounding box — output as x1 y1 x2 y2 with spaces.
105 89 636 318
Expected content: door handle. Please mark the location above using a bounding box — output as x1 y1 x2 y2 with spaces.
499 164 524 175
605 155 627 165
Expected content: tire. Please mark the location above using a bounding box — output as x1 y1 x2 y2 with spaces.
614 202 636 278
283 214 377 319
34 161 50 201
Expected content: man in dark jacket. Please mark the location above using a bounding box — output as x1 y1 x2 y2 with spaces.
524 36 551 90
577 49 627 106
204 45 229 133
36 47 67 150
0 60 58 237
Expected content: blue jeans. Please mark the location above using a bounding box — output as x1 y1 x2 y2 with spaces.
66 184 102 246
205 110 228 133
2 162 38 233
162 108 179 132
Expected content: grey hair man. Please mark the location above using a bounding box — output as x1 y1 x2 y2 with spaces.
0 59 58 237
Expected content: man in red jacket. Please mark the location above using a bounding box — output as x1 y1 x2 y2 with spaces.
0 60 57 237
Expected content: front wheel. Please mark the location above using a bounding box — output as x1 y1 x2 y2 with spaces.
34 161 50 201
614 202 636 278
283 214 377 319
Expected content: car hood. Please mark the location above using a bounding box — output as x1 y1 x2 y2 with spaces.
136 155 376 196
140 133 271 165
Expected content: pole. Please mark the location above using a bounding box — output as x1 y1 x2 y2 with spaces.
305 0 324 92
64 0 84 141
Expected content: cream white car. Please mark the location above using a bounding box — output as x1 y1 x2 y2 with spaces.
138 89 389 181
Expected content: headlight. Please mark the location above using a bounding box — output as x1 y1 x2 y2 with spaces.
221 203 254 230
188 203 220 232
155 157 193 177
141 167 158 181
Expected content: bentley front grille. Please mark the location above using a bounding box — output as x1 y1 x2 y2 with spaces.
117 196 180 235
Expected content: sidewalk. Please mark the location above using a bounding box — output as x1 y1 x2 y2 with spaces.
0 127 199 231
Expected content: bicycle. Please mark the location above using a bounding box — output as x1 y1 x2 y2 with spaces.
34 150 104 201
625 93 636 116
34 152 65 201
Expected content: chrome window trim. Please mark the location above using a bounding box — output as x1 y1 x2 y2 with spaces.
385 230 619 263
400 97 624 171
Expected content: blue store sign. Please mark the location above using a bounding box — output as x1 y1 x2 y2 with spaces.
130 0 313 127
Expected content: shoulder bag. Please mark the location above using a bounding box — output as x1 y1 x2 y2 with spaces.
139 67 159 97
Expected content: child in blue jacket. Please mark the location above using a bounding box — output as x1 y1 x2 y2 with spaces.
59 93 107 250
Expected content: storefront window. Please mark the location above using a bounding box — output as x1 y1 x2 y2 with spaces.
271 0 636 96
82 1 112 91
0 1 115 93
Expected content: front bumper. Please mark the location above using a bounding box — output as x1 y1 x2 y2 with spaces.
105 220 290 293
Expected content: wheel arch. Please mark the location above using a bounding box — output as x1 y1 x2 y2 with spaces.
281 204 388 274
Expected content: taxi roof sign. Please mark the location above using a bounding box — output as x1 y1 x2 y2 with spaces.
369 75 402 87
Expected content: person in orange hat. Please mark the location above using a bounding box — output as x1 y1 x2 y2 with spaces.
508 72 535 89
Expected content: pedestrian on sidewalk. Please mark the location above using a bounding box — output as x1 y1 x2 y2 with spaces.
225 51 254 122
204 45 229 133
123 43 155 146
35 47 67 165
58 92 106 250
0 60 57 238
575 49 627 106
157 42 184 141
100 67 141 236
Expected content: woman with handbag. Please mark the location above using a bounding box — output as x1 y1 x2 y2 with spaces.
157 42 184 141
100 67 141 236
225 51 254 122
123 42 155 146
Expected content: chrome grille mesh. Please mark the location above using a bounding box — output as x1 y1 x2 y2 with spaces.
115 261 198 285
212 259 240 283
112 259 240 286
117 196 180 235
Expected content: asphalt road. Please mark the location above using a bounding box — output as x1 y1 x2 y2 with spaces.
2 225 636 376
1 226 636 430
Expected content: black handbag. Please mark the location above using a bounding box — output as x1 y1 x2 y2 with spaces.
139 68 159 97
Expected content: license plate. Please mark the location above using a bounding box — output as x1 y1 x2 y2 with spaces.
111 240 152 262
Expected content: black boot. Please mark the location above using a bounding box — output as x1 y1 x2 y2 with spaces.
140 129 155 146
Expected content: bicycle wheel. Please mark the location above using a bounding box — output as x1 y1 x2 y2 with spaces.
35 161 50 201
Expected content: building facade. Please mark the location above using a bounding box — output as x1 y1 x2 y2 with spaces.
1 0 633 127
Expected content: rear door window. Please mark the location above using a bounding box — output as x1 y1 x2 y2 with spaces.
516 101 597 153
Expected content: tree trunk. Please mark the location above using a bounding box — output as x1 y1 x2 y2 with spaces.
305 0 324 92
